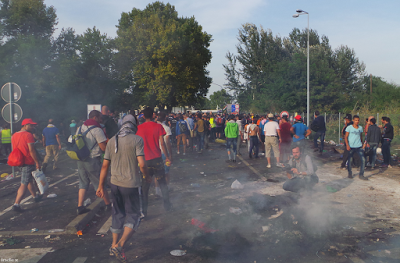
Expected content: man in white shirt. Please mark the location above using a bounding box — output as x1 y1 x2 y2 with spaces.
263 113 284 168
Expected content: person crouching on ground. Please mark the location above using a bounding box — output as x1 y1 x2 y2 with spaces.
283 146 319 192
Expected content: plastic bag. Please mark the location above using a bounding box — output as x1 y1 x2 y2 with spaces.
32 170 49 194
231 179 244 189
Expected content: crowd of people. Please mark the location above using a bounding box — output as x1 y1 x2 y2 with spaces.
6 106 395 263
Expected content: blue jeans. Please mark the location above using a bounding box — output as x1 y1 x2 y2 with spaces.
382 139 391 165
348 147 365 177
314 132 325 152
226 138 237 154
249 136 259 157
197 132 204 151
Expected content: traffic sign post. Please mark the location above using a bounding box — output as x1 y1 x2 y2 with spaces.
1 82 23 175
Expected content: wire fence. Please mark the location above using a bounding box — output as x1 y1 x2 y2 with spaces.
286 112 400 146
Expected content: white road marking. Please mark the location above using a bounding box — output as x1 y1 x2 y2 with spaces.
0 247 53 263
0 172 78 217
97 215 112 234
72 257 88 263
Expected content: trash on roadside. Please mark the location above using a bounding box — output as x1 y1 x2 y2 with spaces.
47 193 57 198
31 228 39 233
262 226 269 232
200 172 204 175
229 207 242 215
5 237 22 245
326 186 338 193
170 250 186 256
48 229 64 233
231 180 244 189
25 246 31 248
50 236 61 241
216 183 225 188
190 183 200 188
191 218 218 233
44 235 51 239
0 173 8 178
77 230 83 237
83 198 91 206
268 210 283 219
5 174 14 180
0 241 5 246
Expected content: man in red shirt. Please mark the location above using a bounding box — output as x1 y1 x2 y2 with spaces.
136 107 172 217
12 118 42 212
279 115 292 163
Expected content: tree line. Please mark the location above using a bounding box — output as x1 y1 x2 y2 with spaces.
222 23 400 114
0 0 212 125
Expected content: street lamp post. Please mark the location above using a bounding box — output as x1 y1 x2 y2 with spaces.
293 9 310 127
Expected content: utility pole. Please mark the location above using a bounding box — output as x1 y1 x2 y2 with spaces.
370 74 372 94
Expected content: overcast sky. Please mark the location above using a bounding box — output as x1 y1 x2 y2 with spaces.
46 0 400 95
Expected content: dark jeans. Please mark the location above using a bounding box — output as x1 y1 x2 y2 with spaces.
382 139 391 165
226 138 237 154
348 147 365 177
249 136 259 157
283 175 319 192
197 131 205 151
210 128 216 141
141 157 171 216
341 147 361 168
369 145 378 167
313 132 325 152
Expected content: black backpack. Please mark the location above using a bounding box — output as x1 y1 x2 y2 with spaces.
178 121 188 133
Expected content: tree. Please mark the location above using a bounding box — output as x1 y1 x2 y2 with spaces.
115 2 212 110
209 89 233 110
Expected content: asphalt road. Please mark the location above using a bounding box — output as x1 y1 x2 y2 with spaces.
1 141 400 263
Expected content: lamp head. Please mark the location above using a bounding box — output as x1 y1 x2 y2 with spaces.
296 9 304 13
292 14 299 18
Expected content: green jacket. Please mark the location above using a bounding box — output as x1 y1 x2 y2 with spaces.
225 121 239 138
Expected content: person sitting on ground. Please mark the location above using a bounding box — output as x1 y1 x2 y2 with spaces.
283 146 319 192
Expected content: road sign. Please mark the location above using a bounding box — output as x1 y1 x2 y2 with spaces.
2 103 23 123
280 111 289 118
1 82 21 103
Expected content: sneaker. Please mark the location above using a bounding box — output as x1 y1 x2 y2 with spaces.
348 174 353 179
359 175 368 181
109 247 114 256
77 206 91 215
34 195 43 203
266 164 271 168
104 203 112 212
276 163 285 168
110 247 127 263
12 204 22 212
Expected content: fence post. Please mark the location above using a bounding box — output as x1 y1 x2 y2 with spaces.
377 113 379 126
338 112 341 145
324 112 326 123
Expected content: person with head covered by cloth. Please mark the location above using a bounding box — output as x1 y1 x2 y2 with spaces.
97 114 148 263
283 146 319 192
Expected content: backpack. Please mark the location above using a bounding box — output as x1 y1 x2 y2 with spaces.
66 126 98 161
310 121 320 132
216 117 223 125
178 121 188 133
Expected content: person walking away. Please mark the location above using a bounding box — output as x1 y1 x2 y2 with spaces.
194 113 205 153
248 118 260 158
224 115 239 162
184 113 195 151
380 117 393 168
176 114 189 155
76 110 111 215
258 115 267 153
102 105 119 139
279 115 292 163
42 119 62 171
291 115 311 152
1 124 12 156
215 114 223 139
365 118 381 169
96 114 146 263
236 115 243 156
70 120 77 136
210 114 216 141
136 107 172 217
283 146 319 192
344 115 367 180
264 113 284 168
11 119 42 212
156 111 173 196
311 111 326 154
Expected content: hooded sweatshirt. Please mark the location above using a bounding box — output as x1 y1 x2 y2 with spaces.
224 120 239 138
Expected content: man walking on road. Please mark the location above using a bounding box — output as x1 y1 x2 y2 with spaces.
283 146 319 192
264 113 284 168
97 114 147 263
365 118 381 169
176 114 189 155
11 118 42 212
136 107 172 217
194 113 205 153
344 115 368 180
380 117 393 168
76 110 111 215
224 115 239 162
102 105 119 139
42 119 62 171
311 111 326 154
236 115 243 156
248 118 260 159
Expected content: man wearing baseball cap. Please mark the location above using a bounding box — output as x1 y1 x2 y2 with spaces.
290 115 311 152
263 113 284 168
12 118 42 212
